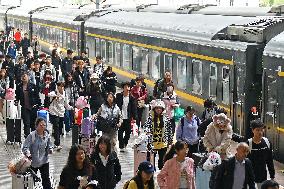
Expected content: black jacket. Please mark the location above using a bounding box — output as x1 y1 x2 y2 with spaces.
15 82 41 108
86 82 104 110
61 57 73 75
20 38 30 50
73 68 90 90
116 92 137 120
214 157 256 189
91 151 121 189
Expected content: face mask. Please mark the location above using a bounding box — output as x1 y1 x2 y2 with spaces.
92 80 97 84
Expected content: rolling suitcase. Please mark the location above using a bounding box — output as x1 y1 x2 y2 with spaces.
12 173 34 189
37 109 49 124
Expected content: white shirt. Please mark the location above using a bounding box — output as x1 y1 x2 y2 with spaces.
179 160 188 189
99 153 109 167
122 95 129 120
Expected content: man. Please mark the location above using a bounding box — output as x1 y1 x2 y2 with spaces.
61 49 73 76
247 119 275 189
38 53 47 66
214 142 256 189
14 56 28 84
25 51 34 69
15 72 41 138
20 33 30 57
6 41 17 61
14 28 22 50
31 35 40 58
80 50 90 66
153 70 174 99
93 56 104 79
116 82 137 151
2 55 15 88
261 180 279 189
73 60 89 96
41 56 56 80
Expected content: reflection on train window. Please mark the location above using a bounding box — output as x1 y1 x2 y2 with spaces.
63 31 67 48
123 45 130 70
101 40 106 59
95 38 100 57
266 75 277 113
59 30 63 47
115 43 121 67
107 41 113 64
71 33 77 52
132 46 149 75
67 32 71 49
222 67 230 104
192 59 202 95
209 64 217 99
164 53 173 72
177 57 187 90
152 51 160 79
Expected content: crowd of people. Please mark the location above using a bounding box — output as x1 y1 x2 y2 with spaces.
0 27 281 189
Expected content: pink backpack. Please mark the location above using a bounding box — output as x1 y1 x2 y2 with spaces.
75 96 88 109
5 88 15 100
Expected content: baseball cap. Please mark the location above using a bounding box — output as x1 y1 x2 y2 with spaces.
138 161 154 174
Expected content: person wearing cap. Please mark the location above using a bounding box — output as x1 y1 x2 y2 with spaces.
131 76 148 130
144 99 173 170
101 66 117 95
62 49 74 76
93 56 104 79
158 140 196 189
15 72 41 138
116 81 137 151
22 117 53 189
86 73 104 114
80 50 90 66
125 161 155 189
246 119 275 189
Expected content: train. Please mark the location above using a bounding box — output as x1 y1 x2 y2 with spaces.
1 4 284 162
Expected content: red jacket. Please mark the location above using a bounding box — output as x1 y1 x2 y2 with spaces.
14 32 22 42
130 86 147 100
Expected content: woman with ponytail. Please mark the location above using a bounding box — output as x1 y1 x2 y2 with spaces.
157 141 196 189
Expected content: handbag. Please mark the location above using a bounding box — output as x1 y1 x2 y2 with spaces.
97 116 118 132
174 107 185 122
137 100 145 108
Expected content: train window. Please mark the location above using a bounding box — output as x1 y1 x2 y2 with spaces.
115 43 121 67
209 64 217 99
123 44 130 70
177 56 187 90
132 46 149 75
164 53 173 72
192 59 202 95
101 40 106 59
63 31 67 48
107 41 114 64
95 38 100 57
151 51 160 79
222 67 230 104
59 30 63 47
67 32 71 49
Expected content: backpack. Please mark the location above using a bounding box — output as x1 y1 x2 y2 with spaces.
248 137 270 152
180 117 200 138
123 180 131 189
153 78 163 98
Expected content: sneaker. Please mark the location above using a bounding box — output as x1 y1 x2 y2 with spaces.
56 145 62 151
120 148 125 152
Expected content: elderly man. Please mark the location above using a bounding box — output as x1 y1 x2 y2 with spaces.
214 142 256 189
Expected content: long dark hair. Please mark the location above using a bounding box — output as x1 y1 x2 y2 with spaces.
94 135 112 155
163 141 188 163
64 145 92 176
64 72 73 87
131 170 155 189
104 92 116 107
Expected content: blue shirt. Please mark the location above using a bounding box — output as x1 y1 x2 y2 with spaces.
22 130 53 168
232 159 246 189
176 115 200 145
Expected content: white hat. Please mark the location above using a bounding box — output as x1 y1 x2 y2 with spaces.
90 73 99 79
151 99 165 110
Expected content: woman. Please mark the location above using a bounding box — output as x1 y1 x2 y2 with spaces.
51 48 62 81
58 145 97 189
90 135 122 189
101 66 117 95
131 77 148 129
49 81 72 150
41 70 56 108
157 141 196 189
94 92 122 148
162 84 180 134
144 99 173 170
0 69 9 116
125 161 155 189
86 73 104 115
64 72 78 135
176 106 201 157
22 118 53 189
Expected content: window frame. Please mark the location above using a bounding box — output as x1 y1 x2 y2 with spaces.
192 59 203 95
209 63 218 100
177 56 187 90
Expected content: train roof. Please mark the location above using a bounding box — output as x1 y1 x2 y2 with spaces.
264 31 284 58
84 11 259 47
192 6 274 16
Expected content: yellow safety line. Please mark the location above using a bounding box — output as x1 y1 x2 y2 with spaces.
12 17 233 65
278 71 284 77
277 127 284 133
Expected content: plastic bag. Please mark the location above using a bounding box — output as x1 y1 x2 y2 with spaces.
203 152 221 171
8 154 31 174
131 120 139 137
174 107 185 122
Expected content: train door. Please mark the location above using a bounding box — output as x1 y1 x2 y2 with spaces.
263 71 280 158
232 64 245 135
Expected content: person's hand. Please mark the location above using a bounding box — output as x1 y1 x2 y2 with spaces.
117 123 121 128
79 176 88 187
92 114 97 120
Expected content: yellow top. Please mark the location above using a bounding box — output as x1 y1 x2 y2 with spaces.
127 180 150 189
